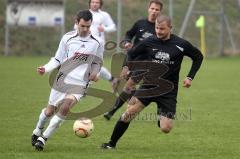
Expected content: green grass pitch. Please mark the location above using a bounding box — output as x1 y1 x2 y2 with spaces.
0 56 240 159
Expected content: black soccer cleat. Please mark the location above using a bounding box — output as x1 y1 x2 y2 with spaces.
31 134 39 146
34 137 46 151
35 141 44 151
103 112 112 120
101 143 115 149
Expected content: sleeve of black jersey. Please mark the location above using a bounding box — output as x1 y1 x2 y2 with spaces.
126 40 147 65
124 21 139 42
184 41 204 80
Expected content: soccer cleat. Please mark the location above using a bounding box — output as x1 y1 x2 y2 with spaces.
32 128 44 146
103 112 112 120
34 137 47 151
101 143 115 149
35 141 44 151
31 134 39 146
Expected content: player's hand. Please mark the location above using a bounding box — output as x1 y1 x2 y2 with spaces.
120 66 130 79
124 42 133 50
37 66 45 75
183 77 192 88
98 24 104 33
89 74 99 82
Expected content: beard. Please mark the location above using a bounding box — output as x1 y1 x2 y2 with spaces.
157 34 169 40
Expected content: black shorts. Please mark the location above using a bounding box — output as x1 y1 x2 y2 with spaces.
137 94 177 119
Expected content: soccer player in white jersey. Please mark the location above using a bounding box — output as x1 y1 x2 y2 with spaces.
31 10 104 151
74 0 118 92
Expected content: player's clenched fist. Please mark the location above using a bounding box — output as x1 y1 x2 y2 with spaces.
124 42 133 50
183 77 192 88
37 66 45 75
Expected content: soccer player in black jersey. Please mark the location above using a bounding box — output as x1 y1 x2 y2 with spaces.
101 15 203 149
103 0 163 120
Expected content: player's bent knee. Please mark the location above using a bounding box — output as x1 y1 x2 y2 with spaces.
123 80 136 92
127 83 136 90
123 86 135 93
160 121 173 134
59 105 70 113
159 115 173 133
44 106 55 117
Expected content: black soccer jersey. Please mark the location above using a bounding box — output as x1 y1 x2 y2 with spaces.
127 34 203 93
123 19 155 66
124 19 156 45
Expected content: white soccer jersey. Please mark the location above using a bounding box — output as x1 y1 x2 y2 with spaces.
74 9 116 43
89 9 116 42
44 30 104 87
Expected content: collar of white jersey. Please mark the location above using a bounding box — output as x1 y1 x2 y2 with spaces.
77 33 92 40
89 9 102 13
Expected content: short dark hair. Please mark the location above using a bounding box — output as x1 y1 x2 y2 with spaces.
156 15 172 27
149 0 163 11
76 10 93 23
88 0 103 8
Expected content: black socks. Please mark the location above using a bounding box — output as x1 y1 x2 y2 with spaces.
109 119 130 146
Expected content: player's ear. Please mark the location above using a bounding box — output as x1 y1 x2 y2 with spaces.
75 19 78 25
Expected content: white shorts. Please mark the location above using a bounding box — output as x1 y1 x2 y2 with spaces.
48 89 83 107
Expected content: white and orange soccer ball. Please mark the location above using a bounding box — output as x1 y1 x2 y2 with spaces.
73 118 94 138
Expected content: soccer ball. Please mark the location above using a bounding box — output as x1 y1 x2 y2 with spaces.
73 118 94 138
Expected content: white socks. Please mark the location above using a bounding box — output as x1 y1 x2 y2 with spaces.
100 67 112 81
42 115 64 139
33 108 49 136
